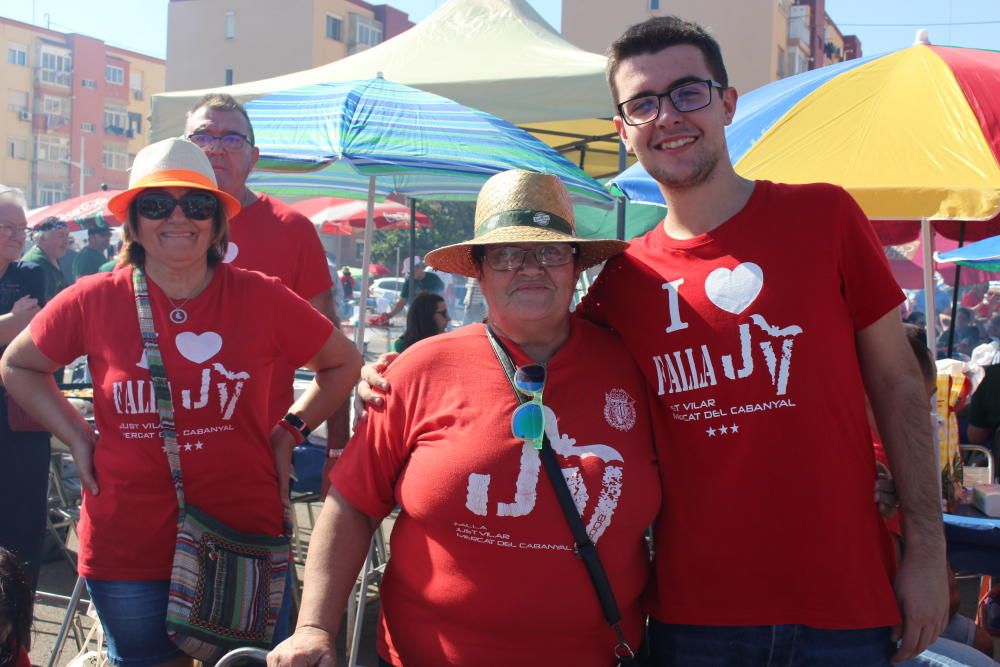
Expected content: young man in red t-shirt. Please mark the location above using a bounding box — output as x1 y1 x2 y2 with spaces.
586 15 949 666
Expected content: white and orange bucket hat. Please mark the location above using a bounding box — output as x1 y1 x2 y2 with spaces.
108 138 241 221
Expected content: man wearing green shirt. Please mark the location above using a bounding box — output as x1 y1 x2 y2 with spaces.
72 227 112 279
21 217 70 301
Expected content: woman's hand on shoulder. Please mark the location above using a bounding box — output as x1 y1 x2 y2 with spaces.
266 626 337 667
357 352 399 415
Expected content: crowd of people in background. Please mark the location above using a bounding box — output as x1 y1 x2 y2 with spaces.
903 283 1000 363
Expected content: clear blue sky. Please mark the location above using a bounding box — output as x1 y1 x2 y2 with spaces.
0 0 994 60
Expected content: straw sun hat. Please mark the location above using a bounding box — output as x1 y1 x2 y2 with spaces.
108 138 241 221
424 170 628 277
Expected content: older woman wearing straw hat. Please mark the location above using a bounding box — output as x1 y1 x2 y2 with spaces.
270 170 660 667
1 138 362 667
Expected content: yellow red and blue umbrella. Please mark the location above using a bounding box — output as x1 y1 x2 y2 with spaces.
611 42 1000 225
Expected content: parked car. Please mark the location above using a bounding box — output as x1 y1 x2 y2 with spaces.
369 277 405 313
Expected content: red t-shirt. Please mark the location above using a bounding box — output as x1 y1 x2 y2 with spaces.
223 193 333 424
332 321 661 667
30 263 333 579
578 180 903 629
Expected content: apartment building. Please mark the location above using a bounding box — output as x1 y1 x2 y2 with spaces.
166 0 413 91
1 17 164 208
561 0 861 93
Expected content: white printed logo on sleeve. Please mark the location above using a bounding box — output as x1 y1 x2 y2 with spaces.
457 405 625 551
656 261 802 436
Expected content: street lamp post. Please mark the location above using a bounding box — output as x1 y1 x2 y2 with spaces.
60 134 86 196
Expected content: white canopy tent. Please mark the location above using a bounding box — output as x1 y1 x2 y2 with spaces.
151 0 630 178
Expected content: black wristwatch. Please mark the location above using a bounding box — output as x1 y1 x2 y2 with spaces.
282 412 312 439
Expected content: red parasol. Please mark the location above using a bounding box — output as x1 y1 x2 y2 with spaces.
291 197 431 234
27 190 124 230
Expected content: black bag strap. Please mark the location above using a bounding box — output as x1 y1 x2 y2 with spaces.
485 326 636 663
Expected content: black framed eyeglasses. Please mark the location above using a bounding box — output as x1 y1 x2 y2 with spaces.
483 244 577 271
135 192 219 221
187 132 252 151
617 79 724 126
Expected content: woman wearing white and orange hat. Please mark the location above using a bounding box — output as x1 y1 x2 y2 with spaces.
1 138 362 666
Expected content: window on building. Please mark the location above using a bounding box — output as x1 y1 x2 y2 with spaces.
777 46 786 78
37 182 70 207
81 78 97 89
43 96 64 116
83 167 95 177
648 0 660 8
225 68 233 85
130 71 143 99
326 14 343 41
6 138 27 160
7 43 27 66
128 111 143 138
36 135 70 162
81 121 96 133
40 49 72 86
355 18 382 47
225 11 235 39
102 143 129 171
105 64 125 85
7 90 28 113
104 102 127 133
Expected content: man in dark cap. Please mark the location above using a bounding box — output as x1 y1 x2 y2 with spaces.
73 227 112 279
21 217 70 301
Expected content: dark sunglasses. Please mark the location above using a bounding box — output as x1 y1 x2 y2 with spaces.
135 192 219 221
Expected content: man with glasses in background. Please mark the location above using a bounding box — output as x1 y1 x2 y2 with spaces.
183 95 350 469
576 15 950 666
0 188 49 597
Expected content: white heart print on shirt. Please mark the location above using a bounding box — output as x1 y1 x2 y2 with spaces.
175 331 223 364
705 262 763 315
222 242 239 264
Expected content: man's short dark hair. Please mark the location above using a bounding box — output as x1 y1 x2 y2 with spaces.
606 16 729 104
188 93 255 145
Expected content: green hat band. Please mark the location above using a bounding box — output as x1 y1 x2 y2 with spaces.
477 209 574 237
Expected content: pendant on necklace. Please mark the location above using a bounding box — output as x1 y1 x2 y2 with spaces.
169 308 188 324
